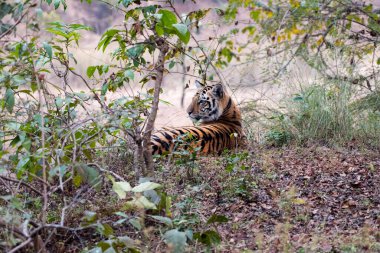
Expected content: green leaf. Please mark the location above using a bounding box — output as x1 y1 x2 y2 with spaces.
158 9 177 28
97 223 114 237
6 122 21 131
113 181 132 199
0 3 12 20
115 212 129 218
376 58 380 65
163 229 187 253
61 0 67 10
207 214 228 224
173 24 190 44
103 246 116 253
132 181 161 192
124 69 135 80
168 61 175 69
153 13 163 20
126 44 145 58
16 156 30 170
121 0 133 8
87 66 97 78
150 215 173 227
97 29 120 52
82 210 98 223
49 165 67 180
101 83 108 96
155 24 164 36
73 175 82 187
126 195 157 210
12 75 26 85
117 235 135 247
5 88 15 113
69 24 92 31
364 4 373 12
75 164 101 189
250 10 260 22
43 42 53 59
129 218 142 230
102 64 109 73
194 230 221 246
54 0 60 9
137 195 156 209
96 66 103 76
55 97 64 108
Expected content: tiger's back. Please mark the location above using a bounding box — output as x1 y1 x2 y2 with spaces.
151 81 243 155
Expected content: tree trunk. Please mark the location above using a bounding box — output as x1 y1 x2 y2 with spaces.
142 39 169 175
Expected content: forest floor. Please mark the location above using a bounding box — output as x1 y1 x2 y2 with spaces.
42 144 380 252
154 145 380 252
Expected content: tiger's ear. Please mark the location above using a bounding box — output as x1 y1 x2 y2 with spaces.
195 80 205 88
212 83 224 98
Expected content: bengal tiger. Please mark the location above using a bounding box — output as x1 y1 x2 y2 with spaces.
150 81 243 155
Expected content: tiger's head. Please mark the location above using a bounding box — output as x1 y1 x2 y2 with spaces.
186 80 232 123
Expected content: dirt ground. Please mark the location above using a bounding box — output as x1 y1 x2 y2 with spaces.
157 145 380 252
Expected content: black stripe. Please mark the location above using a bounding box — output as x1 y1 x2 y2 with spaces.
163 132 173 141
180 128 196 140
153 136 170 151
152 136 161 142
188 128 201 138
201 139 206 150
213 138 218 153
203 126 216 135
214 132 220 152
169 130 179 136
196 127 211 141
222 98 232 114
196 127 208 137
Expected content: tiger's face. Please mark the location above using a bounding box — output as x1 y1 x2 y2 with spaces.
186 81 227 123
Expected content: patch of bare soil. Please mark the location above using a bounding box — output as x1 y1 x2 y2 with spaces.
161 146 380 252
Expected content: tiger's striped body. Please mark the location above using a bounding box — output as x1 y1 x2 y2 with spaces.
151 82 243 155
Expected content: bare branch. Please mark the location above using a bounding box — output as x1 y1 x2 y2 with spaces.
8 238 33 253
69 69 112 113
34 68 48 225
0 1 36 40
168 1 226 86
0 176 43 195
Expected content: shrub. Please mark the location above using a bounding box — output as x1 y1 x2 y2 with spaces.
263 81 380 148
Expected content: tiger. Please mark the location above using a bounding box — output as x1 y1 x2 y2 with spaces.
150 80 243 155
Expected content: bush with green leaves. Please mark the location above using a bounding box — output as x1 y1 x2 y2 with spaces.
0 0 231 252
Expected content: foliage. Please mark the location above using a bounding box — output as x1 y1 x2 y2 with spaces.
264 82 380 146
225 0 380 75
223 0 380 148
0 0 226 252
1 0 380 252
223 150 249 172
81 179 189 253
